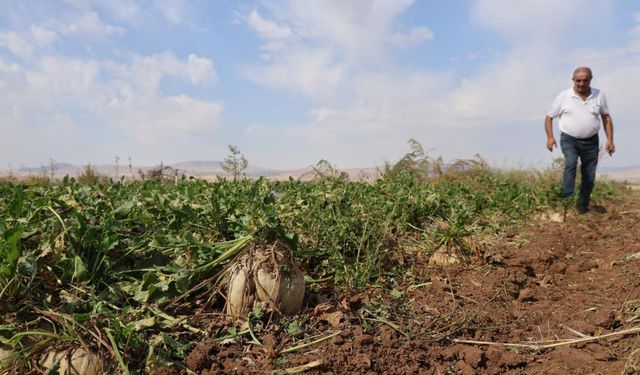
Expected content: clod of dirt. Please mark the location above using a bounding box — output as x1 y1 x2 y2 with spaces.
460 346 484 368
262 334 277 358
593 309 621 329
549 261 567 274
577 260 599 272
149 366 181 375
331 334 345 345
456 359 475 375
353 353 372 370
185 343 217 373
500 351 526 368
485 347 502 363
517 287 536 302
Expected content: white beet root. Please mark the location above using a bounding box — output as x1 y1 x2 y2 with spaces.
225 241 305 319
225 265 255 318
40 348 102 375
0 347 13 370
254 263 305 315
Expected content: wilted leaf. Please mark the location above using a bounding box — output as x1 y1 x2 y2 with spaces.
72 255 89 282
313 303 343 328
133 316 156 331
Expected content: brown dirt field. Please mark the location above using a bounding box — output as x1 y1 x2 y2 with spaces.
160 190 640 375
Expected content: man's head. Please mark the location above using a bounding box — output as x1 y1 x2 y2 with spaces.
572 66 593 96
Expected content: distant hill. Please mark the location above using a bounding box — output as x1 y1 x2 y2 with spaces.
18 162 75 174
599 164 640 173
2 161 638 183
1 161 378 181
598 165 640 183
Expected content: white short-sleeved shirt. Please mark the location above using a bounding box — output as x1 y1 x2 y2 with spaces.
547 87 609 139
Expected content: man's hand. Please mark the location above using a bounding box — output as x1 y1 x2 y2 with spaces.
606 140 615 155
601 114 614 155
546 137 557 152
544 116 556 152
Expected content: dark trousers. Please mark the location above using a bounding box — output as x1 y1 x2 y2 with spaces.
560 132 599 211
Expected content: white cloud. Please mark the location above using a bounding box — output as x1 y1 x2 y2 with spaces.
30 25 58 47
0 26 58 60
0 52 223 165
248 8 292 43
0 31 33 59
388 26 434 47
281 70 454 141
94 0 140 23
631 12 640 41
64 11 126 35
26 57 101 99
243 123 270 135
243 48 348 100
284 0 415 62
108 52 216 95
155 0 187 25
186 54 217 84
470 0 612 45
108 95 223 142
241 1 422 100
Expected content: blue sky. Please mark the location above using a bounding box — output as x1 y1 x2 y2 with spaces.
1 0 639 170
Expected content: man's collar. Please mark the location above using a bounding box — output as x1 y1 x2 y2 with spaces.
571 88 593 100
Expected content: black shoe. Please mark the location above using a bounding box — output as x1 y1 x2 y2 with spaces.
577 205 589 214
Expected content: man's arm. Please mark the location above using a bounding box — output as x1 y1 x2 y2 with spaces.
545 116 556 151
602 113 615 155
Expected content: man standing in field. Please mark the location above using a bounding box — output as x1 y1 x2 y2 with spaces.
544 66 615 213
